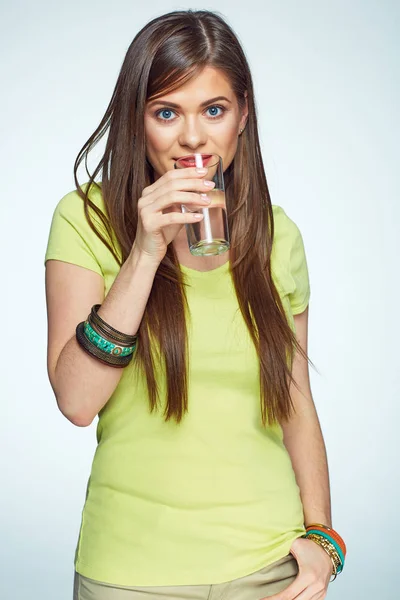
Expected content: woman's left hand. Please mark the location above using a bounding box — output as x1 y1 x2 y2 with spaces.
261 537 332 600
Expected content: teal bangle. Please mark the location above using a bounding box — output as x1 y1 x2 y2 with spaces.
83 320 136 357
304 530 345 570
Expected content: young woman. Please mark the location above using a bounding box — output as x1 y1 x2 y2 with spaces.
45 9 346 600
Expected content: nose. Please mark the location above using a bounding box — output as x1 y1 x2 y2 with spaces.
178 116 207 150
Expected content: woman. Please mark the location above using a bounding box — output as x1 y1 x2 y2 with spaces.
45 9 346 600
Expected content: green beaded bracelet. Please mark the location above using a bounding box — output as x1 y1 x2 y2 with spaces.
83 320 136 357
304 530 345 569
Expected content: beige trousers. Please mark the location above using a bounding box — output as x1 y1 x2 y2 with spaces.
73 553 298 600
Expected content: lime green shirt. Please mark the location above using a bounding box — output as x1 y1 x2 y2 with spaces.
45 185 310 586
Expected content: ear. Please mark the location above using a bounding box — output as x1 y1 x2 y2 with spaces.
240 91 249 129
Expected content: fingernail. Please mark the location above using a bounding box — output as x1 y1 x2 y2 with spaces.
196 168 207 174
200 193 212 203
203 180 215 188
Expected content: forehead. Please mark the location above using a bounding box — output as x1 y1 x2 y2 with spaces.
152 66 235 104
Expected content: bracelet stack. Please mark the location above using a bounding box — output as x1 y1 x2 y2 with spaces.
302 523 346 582
76 304 138 368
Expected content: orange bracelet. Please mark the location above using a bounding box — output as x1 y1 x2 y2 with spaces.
306 523 346 557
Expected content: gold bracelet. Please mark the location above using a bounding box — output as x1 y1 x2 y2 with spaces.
307 534 342 570
306 533 341 582
307 535 339 582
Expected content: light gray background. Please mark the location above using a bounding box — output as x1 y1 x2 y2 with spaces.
1 0 398 598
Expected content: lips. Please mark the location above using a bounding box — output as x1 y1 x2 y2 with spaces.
174 154 213 168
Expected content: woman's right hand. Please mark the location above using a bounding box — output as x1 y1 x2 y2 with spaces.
130 167 215 266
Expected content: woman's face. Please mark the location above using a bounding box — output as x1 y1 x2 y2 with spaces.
144 66 248 179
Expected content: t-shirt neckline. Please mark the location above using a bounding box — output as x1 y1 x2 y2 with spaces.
179 260 230 278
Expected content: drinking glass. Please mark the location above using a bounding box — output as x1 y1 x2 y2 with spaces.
174 153 229 256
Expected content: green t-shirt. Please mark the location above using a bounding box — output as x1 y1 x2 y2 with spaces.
45 184 310 586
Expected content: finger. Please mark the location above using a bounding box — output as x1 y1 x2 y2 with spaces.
283 588 325 600
140 207 204 234
264 583 325 600
142 166 209 198
140 191 211 218
310 592 326 600
142 178 215 210
159 211 204 227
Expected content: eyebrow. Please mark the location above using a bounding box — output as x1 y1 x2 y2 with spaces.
147 96 232 109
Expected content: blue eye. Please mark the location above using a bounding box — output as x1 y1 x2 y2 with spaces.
154 105 226 123
207 106 224 118
156 109 176 121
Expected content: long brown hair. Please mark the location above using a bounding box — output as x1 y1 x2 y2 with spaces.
74 9 311 426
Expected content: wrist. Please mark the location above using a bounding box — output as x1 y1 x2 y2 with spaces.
302 524 347 580
126 246 160 273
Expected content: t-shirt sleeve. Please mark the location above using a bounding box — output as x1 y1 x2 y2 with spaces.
44 190 104 277
288 218 310 314
272 206 311 315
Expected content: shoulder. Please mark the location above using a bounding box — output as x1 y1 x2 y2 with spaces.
270 205 310 311
45 181 124 282
53 181 106 222
45 181 121 269
271 204 302 250
50 182 115 251
271 205 306 274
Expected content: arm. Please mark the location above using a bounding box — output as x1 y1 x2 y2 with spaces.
281 306 332 528
267 306 333 598
46 248 158 427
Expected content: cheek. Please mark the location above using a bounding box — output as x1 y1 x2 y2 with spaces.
228 129 239 149
145 120 173 153
220 128 240 166
219 116 240 147
144 122 175 177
